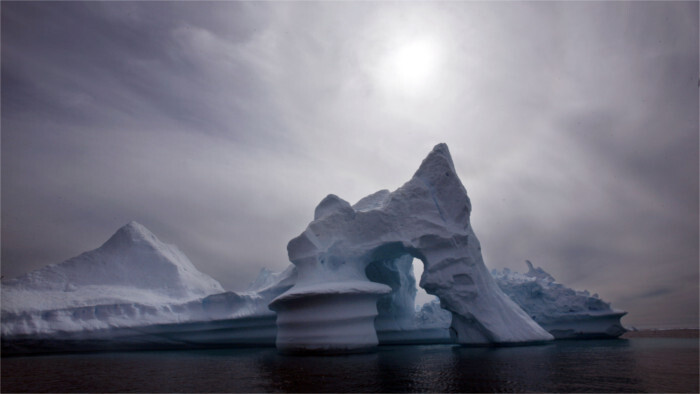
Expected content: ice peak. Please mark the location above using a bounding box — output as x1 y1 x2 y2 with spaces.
353 190 391 212
413 143 457 181
524 260 556 283
408 143 471 228
5 221 224 299
314 194 353 220
121 221 153 237
103 221 160 249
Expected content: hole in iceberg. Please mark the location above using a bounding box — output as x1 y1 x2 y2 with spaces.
412 258 439 309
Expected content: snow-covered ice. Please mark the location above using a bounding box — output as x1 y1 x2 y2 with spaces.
492 261 627 338
2 145 627 354
398 260 628 340
271 143 553 352
0 222 289 347
3 221 223 310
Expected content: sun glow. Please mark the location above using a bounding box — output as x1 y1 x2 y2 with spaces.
393 40 436 82
381 38 441 95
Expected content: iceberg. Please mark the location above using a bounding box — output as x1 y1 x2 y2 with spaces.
2 221 223 336
1 145 626 355
270 143 553 353
386 260 628 341
491 261 627 338
1 222 291 353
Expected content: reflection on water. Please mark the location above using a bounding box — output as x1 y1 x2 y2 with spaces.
2 339 698 393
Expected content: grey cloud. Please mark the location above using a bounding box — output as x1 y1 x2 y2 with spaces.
634 287 674 301
2 2 288 145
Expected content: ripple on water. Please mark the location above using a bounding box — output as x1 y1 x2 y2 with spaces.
1 339 698 393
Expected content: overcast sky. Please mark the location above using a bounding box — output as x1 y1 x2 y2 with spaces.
2 2 697 329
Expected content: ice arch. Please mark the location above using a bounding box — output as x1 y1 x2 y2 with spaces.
269 143 553 353
365 255 452 345
365 254 418 332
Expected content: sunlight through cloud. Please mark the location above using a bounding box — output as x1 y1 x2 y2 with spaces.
376 36 443 97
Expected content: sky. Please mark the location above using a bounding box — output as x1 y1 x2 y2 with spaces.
1 1 698 329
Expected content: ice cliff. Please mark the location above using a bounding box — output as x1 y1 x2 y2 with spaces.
492 261 627 338
270 143 553 353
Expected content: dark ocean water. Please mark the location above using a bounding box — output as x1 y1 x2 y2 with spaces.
2 338 698 393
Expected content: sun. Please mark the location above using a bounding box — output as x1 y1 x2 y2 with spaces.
381 38 441 95
393 40 436 83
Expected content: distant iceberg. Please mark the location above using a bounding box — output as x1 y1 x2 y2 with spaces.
407 260 628 340
1 222 287 353
491 261 627 339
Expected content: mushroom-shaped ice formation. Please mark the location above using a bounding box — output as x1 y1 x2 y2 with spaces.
270 144 553 353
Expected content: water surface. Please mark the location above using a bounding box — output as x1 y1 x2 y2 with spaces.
2 338 697 392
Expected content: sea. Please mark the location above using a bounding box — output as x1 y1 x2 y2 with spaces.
2 338 698 393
